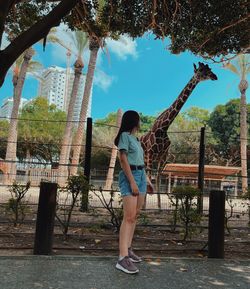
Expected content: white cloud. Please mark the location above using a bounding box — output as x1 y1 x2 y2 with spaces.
106 35 138 60
94 70 115 91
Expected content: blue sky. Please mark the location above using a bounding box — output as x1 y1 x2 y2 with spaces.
0 31 249 120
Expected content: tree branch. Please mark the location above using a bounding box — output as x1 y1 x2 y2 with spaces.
198 13 250 52
0 0 17 48
0 0 80 87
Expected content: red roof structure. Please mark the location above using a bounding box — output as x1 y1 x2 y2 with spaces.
163 163 241 180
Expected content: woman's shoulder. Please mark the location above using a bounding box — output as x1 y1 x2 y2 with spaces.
120 131 130 137
121 132 136 139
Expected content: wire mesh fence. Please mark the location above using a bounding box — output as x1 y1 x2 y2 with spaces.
0 117 249 213
0 117 249 259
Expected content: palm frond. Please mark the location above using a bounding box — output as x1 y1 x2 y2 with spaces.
44 28 74 57
97 0 106 20
27 61 43 73
75 31 88 55
237 54 250 79
68 30 78 51
46 34 61 44
43 28 60 44
223 62 239 75
67 30 88 57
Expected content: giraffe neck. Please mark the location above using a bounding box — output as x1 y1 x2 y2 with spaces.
152 75 200 131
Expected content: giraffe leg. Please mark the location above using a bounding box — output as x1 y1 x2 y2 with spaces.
156 161 162 210
156 151 170 210
142 153 153 210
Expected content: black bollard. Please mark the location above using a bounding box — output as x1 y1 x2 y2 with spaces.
81 117 92 212
34 182 57 255
208 190 225 258
197 127 205 213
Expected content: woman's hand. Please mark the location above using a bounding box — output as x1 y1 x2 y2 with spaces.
130 181 140 196
147 180 154 194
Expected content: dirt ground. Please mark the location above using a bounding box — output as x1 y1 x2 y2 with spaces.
0 205 249 259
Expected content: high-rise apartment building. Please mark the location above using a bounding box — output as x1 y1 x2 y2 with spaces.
38 66 92 121
0 97 28 119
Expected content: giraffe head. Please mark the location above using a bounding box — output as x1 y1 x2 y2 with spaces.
193 62 218 81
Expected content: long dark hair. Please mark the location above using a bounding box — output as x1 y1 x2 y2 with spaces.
114 110 140 146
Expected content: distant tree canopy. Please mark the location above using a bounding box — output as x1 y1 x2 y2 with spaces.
0 0 249 86
167 107 213 164
208 99 250 161
139 113 156 134
94 112 117 126
0 120 9 159
17 96 66 163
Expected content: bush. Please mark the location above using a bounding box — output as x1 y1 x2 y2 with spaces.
171 185 201 241
5 181 30 226
56 174 91 238
92 186 123 232
241 189 250 226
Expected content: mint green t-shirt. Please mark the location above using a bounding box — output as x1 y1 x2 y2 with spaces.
118 132 145 166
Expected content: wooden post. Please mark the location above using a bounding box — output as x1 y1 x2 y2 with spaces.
208 190 225 258
34 182 57 255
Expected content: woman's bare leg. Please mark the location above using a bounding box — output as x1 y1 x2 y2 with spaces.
119 195 138 257
128 194 146 248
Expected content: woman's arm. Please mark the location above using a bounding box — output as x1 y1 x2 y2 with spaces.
146 175 154 194
119 151 139 196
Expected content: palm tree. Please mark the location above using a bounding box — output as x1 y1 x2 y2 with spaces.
70 36 102 175
5 47 35 184
70 0 106 175
104 109 122 190
4 28 66 184
224 54 250 193
58 30 88 185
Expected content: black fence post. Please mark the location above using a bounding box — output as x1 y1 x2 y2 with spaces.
34 182 57 255
81 117 92 212
198 126 205 213
208 190 225 259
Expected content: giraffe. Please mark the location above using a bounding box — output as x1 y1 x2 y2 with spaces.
140 62 218 208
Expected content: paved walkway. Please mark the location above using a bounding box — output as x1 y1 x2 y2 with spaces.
0 256 249 289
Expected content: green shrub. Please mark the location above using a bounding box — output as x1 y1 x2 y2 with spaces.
171 185 201 241
5 181 30 226
56 174 91 238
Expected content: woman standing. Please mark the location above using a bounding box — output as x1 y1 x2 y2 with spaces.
114 110 154 274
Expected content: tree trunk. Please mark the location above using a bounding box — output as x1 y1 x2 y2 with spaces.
58 58 83 185
239 79 248 194
70 37 100 175
0 0 79 87
104 109 122 190
5 47 34 184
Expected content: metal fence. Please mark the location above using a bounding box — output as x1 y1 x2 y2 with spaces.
0 117 249 211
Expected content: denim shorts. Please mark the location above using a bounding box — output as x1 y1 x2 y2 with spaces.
118 169 147 197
